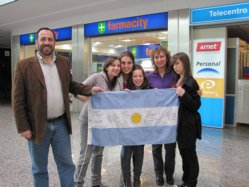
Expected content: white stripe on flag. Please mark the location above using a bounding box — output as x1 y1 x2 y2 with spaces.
89 107 178 128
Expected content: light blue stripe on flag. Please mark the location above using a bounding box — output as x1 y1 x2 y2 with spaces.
91 88 178 109
88 88 179 146
91 126 177 146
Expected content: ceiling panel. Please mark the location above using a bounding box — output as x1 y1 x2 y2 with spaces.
0 0 247 47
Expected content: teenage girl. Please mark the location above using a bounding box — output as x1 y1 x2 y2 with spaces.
114 51 135 91
121 64 149 187
171 52 202 187
75 57 121 187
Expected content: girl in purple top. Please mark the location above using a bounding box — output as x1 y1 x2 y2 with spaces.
147 46 176 186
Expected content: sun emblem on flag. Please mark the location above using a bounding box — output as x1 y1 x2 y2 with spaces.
131 113 142 124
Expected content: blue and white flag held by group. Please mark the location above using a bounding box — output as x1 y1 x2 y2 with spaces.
88 88 179 146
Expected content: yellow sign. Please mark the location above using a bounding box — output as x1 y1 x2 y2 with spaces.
196 78 224 98
131 113 142 124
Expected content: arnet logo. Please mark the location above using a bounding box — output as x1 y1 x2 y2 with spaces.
98 22 106 34
196 42 221 52
200 80 216 89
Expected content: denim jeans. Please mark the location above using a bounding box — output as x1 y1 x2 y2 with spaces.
28 118 75 187
74 118 104 186
121 145 144 180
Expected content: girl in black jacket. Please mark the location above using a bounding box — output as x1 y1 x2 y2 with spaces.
171 52 202 187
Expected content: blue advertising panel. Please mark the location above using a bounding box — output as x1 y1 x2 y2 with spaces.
20 27 72 45
84 12 168 37
199 98 224 128
193 38 226 128
127 44 160 59
191 2 249 25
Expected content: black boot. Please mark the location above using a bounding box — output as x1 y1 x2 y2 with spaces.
176 182 187 187
133 177 141 187
123 177 132 187
166 176 174 185
156 176 164 186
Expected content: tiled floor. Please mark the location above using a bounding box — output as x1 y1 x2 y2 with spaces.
1 101 249 187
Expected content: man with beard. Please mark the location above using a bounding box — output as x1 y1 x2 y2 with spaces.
12 27 103 187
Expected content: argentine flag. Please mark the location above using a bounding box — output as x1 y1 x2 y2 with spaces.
88 88 179 146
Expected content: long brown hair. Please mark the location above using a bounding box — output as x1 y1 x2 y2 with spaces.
119 51 135 76
171 52 192 84
151 46 172 73
127 64 149 90
103 56 120 90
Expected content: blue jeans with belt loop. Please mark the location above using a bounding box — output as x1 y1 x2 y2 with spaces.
121 145 144 181
28 118 75 187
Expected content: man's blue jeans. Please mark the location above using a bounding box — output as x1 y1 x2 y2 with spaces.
28 118 75 187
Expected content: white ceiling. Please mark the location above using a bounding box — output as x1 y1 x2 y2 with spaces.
0 0 247 48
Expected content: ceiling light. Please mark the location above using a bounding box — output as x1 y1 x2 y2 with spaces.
160 31 168 35
93 42 102 46
122 39 132 42
93 42 101 45
55 44 72 50
92 47 97 52
0 0 16 6
141 60 153 68
109 49 115 54
114 45 123 48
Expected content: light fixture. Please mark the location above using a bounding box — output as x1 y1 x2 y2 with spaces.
160 31 168 35
93 42 101 45
92 47 97 53
122 39 132 42
143 43 151 45
114 45 123 48
141 60 153 69
109 49 115 54
55 44 72 50
93 42 102 46
0 0 17 6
